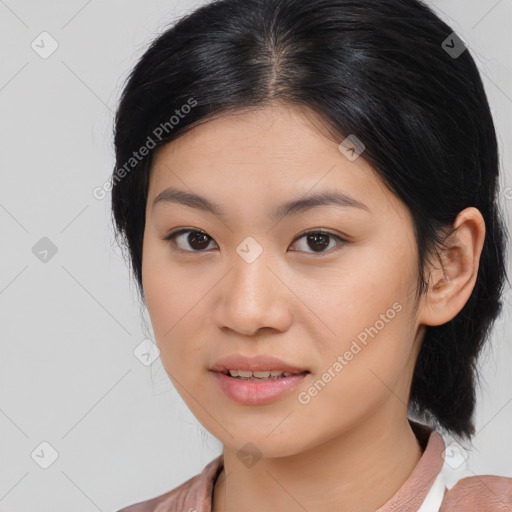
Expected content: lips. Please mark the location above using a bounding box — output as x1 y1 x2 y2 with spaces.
211 370 310 405
210 354 309 375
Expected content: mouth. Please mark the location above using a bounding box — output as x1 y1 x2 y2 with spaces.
210 369 311 405
209 354 310 403
210 353 309 378
217 369 310 381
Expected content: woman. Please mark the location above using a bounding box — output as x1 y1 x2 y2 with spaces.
111 0 512 510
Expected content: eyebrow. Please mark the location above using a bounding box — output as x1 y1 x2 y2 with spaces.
152 186 370 220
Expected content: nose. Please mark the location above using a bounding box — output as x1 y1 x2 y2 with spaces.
213 252 293 337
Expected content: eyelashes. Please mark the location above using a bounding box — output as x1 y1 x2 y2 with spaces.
163 228 347 255
164 229 213 252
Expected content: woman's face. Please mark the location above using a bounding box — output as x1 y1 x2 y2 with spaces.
142 103 426 457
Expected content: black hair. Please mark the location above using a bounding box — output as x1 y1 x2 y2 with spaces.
110 0 509 440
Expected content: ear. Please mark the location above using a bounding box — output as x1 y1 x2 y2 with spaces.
418 207 486 327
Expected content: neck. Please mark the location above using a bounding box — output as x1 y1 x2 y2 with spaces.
212 412 424 512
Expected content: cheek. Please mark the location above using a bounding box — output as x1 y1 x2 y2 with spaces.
141 241 179 351
305 241 418 397
314 239 415 339
142 235 190 331
285 303 416 452
141 240 211 382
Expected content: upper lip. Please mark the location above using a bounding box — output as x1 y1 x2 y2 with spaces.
210 354 309 374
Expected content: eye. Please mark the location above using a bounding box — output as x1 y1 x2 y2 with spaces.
164 228 346 254
164 228 217 252
290 230 346 254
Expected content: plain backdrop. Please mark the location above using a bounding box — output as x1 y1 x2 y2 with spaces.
0 1 511 511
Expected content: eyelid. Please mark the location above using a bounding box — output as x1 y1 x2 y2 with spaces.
292 228 343 242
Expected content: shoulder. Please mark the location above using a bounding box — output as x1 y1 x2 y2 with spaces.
441 474 512 511
114 455 224 512
114 473 200 512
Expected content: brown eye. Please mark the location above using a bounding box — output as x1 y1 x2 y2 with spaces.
291 230 346 254
165 229 216 252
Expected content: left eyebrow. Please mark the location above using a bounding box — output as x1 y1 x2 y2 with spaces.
152 186 371 220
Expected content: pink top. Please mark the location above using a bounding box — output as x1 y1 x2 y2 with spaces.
116 420 512 512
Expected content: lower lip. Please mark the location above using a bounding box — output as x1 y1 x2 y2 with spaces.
210 371 309 405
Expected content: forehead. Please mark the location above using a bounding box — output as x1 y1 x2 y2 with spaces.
147 103 399 219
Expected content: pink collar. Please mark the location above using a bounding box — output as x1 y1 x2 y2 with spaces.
189 419 446 512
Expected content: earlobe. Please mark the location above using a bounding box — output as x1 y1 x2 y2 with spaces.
418 207 486 327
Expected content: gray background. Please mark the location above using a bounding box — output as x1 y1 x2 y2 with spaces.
0 1 511 510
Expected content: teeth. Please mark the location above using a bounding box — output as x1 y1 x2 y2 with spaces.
227 369 297 379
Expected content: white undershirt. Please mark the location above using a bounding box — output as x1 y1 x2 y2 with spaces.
416 469 447 512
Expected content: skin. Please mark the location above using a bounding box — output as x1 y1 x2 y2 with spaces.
141 101 486 512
